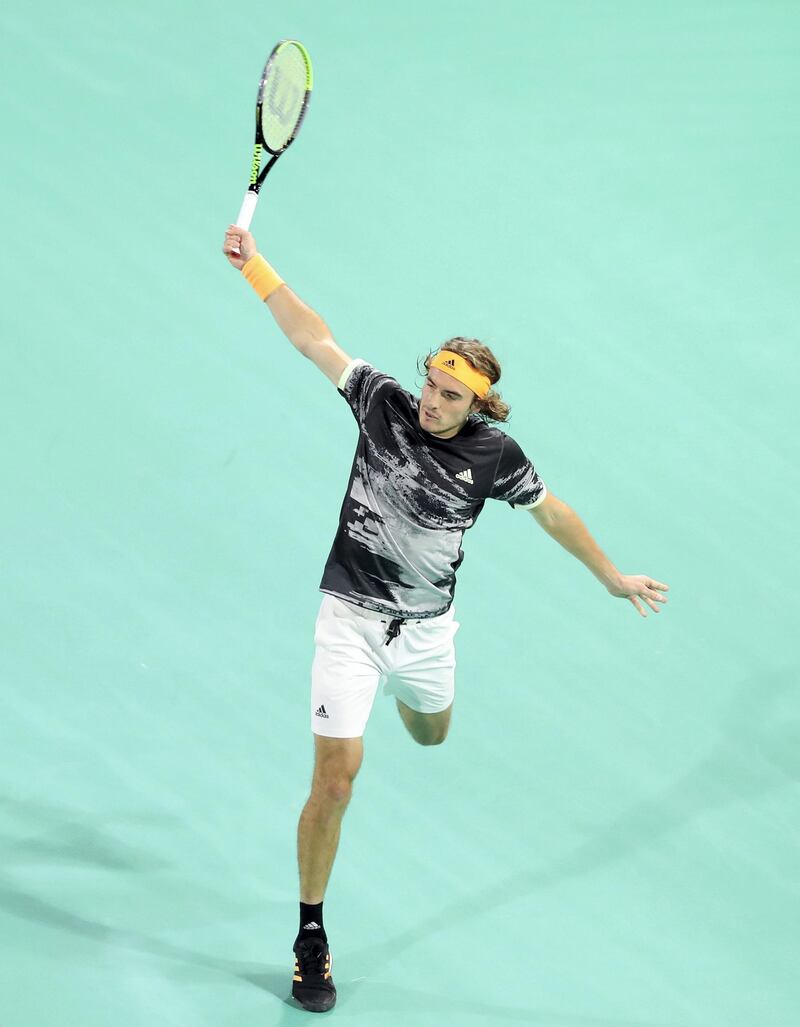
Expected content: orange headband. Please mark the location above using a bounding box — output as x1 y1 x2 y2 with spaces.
429 350 492 399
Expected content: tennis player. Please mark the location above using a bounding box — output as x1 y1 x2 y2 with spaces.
223 225 669 1013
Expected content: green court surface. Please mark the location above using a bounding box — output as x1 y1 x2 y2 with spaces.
1 2 798 1024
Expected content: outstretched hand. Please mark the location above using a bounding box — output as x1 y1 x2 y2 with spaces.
608 575 669 617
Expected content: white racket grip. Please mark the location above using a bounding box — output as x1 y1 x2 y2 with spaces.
235 191 259 231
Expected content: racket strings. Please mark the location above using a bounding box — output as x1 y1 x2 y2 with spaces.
261 44 309 151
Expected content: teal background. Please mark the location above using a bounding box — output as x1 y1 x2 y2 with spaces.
1 1 798 1024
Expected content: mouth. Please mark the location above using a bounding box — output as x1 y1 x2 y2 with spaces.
422 409 439 422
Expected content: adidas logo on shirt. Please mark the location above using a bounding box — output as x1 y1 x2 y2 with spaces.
455 468 474 484
315 704 329 719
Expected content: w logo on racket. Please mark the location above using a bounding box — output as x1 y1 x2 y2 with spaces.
268 71 301 126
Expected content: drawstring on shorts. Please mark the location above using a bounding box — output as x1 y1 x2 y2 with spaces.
383 618 405 646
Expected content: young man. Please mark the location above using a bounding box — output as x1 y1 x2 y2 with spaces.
222 225 669 1013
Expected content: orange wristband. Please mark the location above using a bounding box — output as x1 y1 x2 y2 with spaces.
242 253 285 301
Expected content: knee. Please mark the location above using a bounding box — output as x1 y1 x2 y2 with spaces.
312 767 358 806
415 730 448 747
309 735 363 808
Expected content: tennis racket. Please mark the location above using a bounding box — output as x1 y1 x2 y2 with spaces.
234 39 313 237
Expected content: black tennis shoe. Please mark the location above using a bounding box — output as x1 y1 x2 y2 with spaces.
292 937 337 1012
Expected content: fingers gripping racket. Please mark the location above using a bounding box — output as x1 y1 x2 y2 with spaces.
235 39 313 233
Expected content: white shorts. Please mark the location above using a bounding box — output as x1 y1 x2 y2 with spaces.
310 593 461 738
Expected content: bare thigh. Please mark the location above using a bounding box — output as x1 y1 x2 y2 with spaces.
310 734 364 800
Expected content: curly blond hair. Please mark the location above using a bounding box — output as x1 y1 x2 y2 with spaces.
416 336 510 423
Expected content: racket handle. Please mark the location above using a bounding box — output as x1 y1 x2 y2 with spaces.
235 190 259 231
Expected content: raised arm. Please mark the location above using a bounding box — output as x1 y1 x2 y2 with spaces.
222 225 352 387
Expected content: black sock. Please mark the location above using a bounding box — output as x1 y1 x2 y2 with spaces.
297 901 327 944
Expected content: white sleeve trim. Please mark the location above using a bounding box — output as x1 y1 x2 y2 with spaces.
512 484 548 510
338 358 368 391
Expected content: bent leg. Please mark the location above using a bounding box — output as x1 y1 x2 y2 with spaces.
395 698 452 746
297 734 364 904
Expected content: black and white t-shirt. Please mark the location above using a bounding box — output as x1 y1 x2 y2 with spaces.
319 359 547 619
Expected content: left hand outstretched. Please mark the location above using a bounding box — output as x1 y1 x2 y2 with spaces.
608 575 669 617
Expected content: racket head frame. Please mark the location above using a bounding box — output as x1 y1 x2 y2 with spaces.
248 39 313 196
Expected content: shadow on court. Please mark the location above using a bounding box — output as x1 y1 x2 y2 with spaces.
0 796 174 871
0 669 794 1024
0 807 698 1026
342 667 799 973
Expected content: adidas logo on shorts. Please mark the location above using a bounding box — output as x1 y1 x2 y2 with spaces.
315 704 329 719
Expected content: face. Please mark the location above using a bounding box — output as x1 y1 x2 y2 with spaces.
419 366 479 439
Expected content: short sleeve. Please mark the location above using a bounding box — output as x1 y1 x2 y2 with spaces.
337 359 402 427
490 435 547 509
